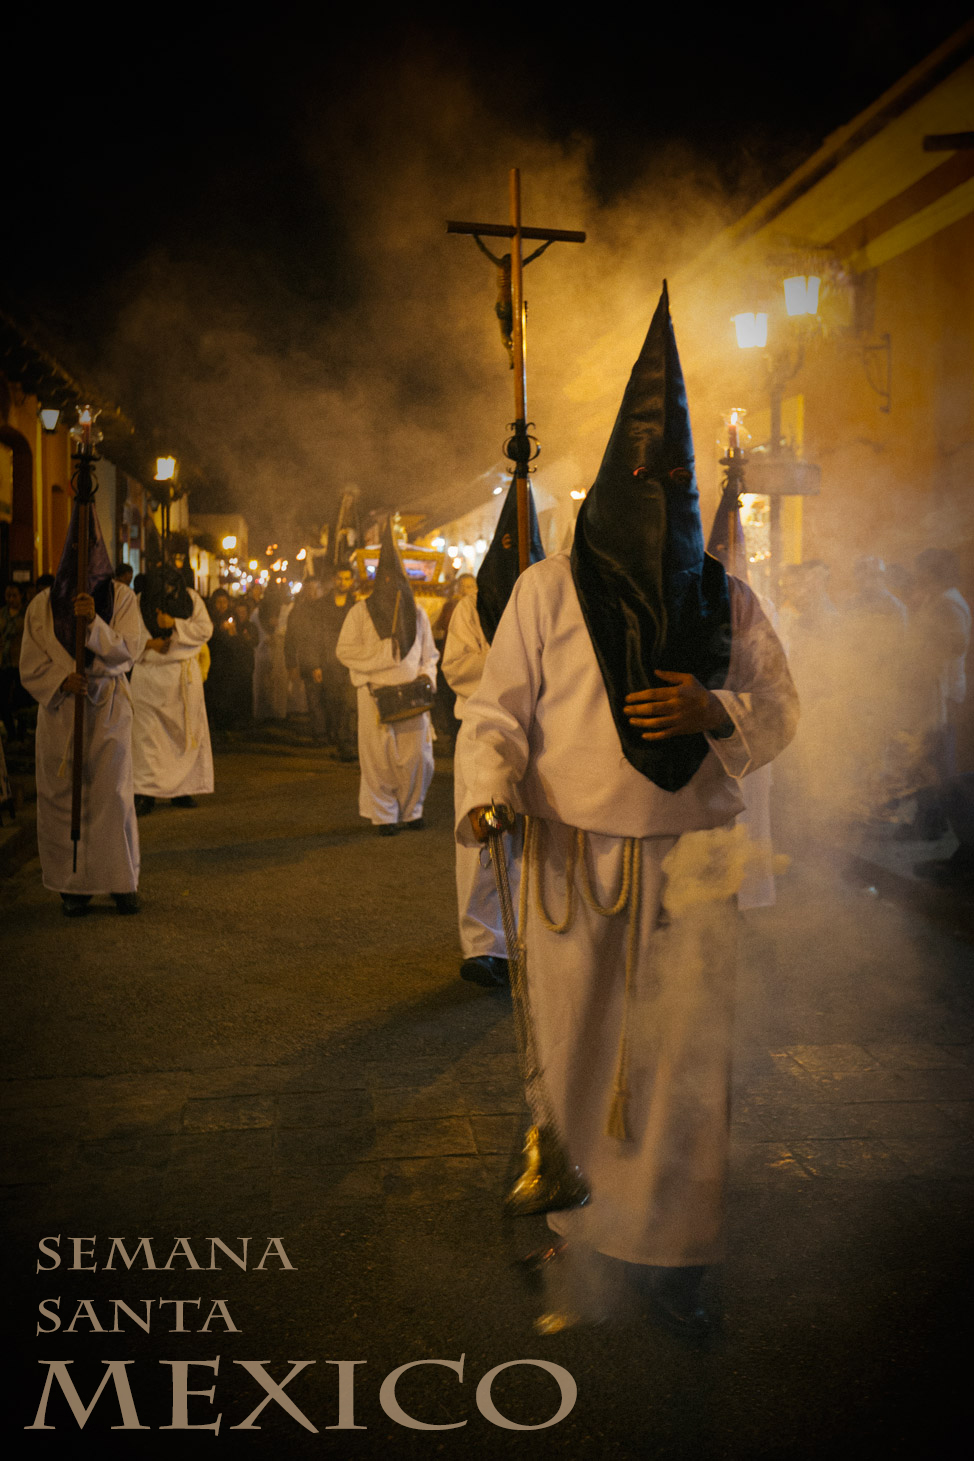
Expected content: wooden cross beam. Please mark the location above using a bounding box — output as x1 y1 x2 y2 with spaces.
447 168 585 573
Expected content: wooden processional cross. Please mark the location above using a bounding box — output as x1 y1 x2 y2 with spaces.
447 169 585 573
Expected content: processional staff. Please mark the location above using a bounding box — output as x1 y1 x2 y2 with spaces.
447 168 585 574
448 173 590 1219
69 407 101 872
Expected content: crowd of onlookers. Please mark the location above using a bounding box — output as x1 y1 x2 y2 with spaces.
2 549 970 887
0 563 479 767
1 576 56 744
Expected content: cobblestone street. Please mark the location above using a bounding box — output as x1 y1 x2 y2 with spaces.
2 741 972 1457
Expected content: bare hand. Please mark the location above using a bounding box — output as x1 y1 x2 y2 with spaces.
468 802 515 843
623 671 731 741
147 636 171 654
312 668 323 684
73 593 95 623
61 672 87 696
156 611 175 630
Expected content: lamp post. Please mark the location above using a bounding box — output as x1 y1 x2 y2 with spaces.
732 276 821 586
151 455 184 588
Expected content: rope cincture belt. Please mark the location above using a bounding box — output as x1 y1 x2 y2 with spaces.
520 816 643 1142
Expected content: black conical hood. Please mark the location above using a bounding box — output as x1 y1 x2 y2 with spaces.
51 498 115 658
571 284 731 792
367 518 416 659
139 565 193 635
476 478 545 643
706 484 747 578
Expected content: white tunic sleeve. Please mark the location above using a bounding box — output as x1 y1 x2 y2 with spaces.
415 605 439 691
84 584 141 674
19 594 72 711
707 579 800 779
442 595 488 715
453 577 542 832
166 591 213 660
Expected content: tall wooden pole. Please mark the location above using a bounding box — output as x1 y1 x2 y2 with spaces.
447 176 585 578
70 414 96 871
508 169 530 575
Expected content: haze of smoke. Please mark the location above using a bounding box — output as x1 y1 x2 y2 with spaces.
99 40 743 548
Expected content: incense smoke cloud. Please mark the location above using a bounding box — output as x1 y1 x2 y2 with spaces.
98 36 740 549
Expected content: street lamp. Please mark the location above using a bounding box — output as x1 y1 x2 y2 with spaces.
38 405 62 433
783 275 820 317
151 455 186 585
731 282 821 586
732 312 768 350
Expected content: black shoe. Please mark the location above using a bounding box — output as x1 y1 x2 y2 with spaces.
171 795 197 808
646 1266 715 1340
377 823 400 837
135 795 155 817
60 894 91 918
401 817 425 831
460 955 510 988
112 892 141 914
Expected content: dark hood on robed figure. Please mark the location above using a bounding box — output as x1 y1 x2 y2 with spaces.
139 564 194 637
706 483 747 577
571 282 731 792
367 518 416 660
476 477 545 644
51 497 116 658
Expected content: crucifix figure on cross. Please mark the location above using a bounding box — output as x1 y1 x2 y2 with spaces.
472 234 554 368
447 168 586 574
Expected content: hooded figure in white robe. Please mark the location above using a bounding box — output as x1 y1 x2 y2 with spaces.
456 286 798 1334
132 568 214 803
20 498 141 902
442 478 544 985
337 522 439 831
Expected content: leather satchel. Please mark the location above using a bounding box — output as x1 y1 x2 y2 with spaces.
372 676 434 724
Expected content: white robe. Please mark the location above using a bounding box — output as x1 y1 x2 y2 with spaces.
131 589 214 799
20 585 141 895
337 601 438 825
442 592 520 959
455 554 798 1266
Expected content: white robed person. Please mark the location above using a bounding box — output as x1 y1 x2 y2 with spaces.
442 477 544 987
19 495 142 915
131 565 214 814
337 520 439 835
456 286 799 1336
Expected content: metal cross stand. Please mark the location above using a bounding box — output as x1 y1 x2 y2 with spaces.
483 803 590 1216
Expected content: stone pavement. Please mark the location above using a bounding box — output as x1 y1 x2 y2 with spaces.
1 739 972 1457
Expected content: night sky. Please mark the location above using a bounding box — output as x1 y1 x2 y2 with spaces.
3 3 970 544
